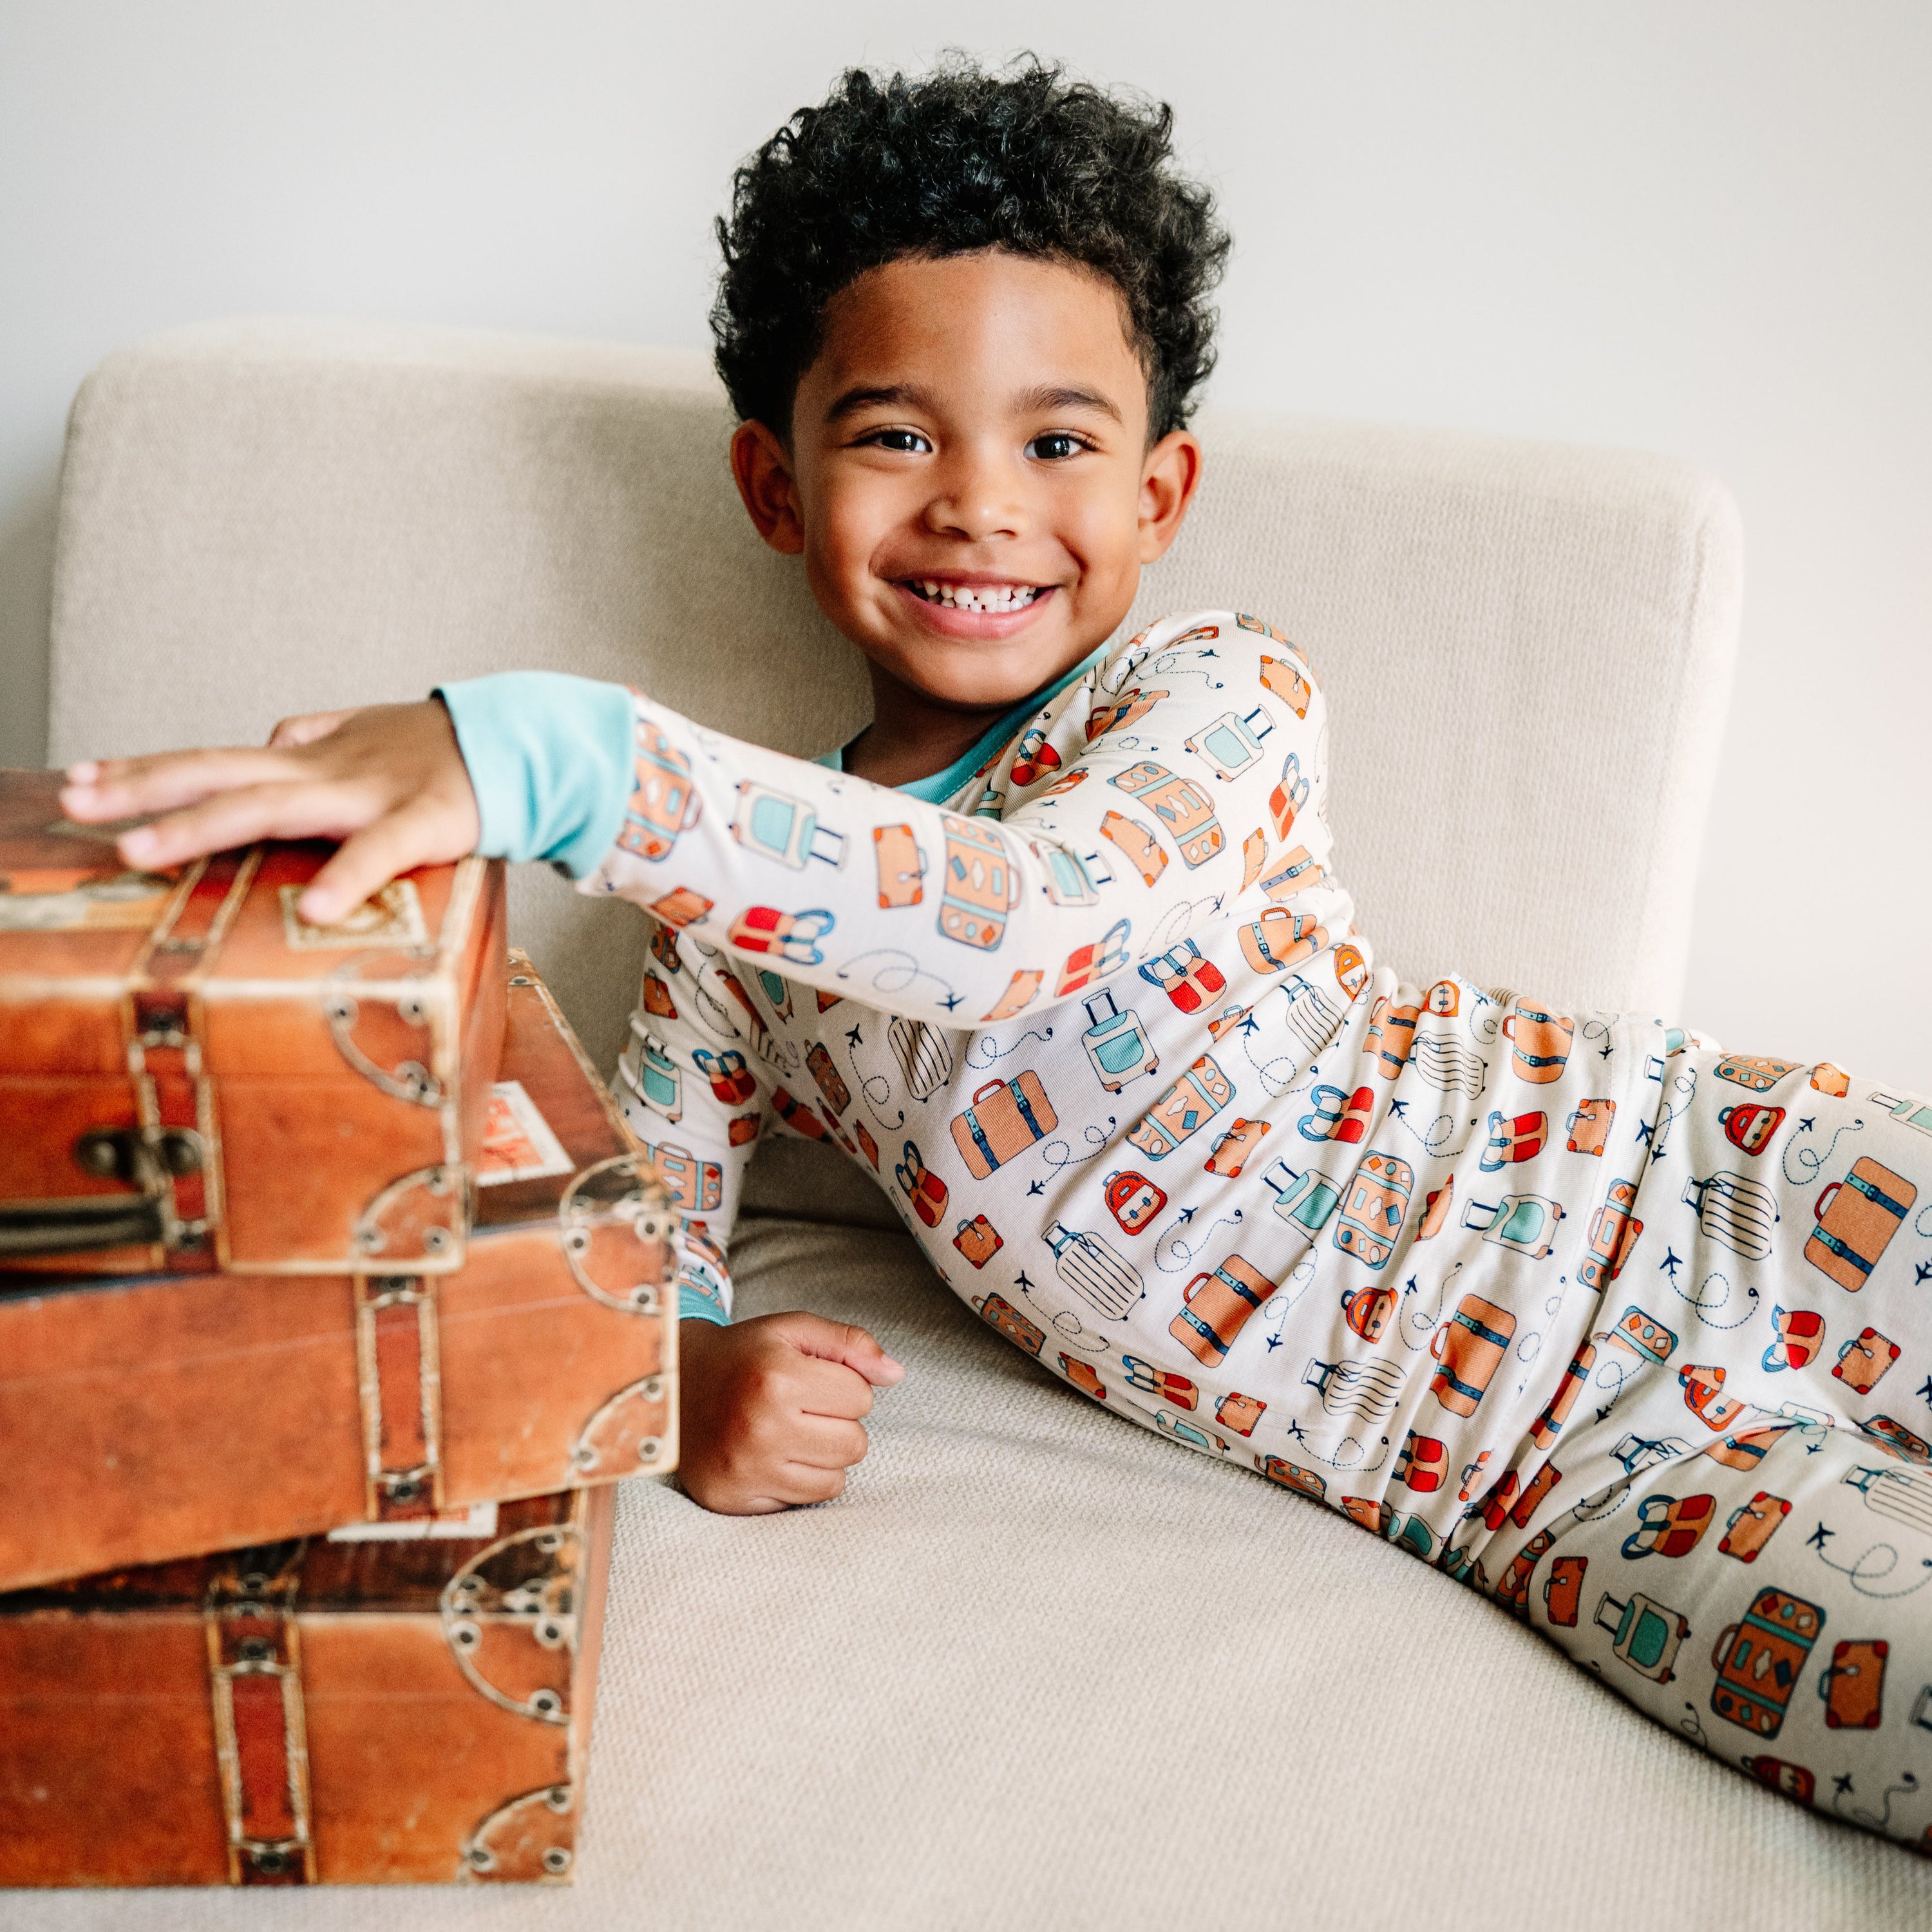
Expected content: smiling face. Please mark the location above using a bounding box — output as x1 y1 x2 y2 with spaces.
730 249 1202 747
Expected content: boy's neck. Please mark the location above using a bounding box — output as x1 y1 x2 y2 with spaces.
840 663 1024 791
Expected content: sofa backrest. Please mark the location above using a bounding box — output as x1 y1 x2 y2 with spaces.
48 319 1740 1094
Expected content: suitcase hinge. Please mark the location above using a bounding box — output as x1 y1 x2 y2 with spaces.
556 1153 676 1313
354 1274 445 1519
460 1783 577 1882
440 1522 583 1723
204 1545 316 1886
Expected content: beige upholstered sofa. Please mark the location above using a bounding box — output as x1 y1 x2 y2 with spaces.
21 320 1932 1927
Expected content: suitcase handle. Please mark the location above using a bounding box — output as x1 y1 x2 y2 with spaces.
0 1126 197 1258
1814 1182 1841 1222
1712 1623 1739 1672
972 1080 1007 1104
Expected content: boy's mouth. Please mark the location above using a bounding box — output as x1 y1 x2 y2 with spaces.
904 578 1045 613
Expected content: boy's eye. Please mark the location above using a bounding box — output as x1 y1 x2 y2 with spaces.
867 428 931 453
1027 432 1089 462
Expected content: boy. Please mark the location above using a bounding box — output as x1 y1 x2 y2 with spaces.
61 62 1932 1845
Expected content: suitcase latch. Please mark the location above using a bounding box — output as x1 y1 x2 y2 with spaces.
0 1126 204 1259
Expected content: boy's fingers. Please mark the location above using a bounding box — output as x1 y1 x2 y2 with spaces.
113 779 374 871
267 708 359 749
777 1464 848 1506
298 796 478 925
788 1415 871 1469
60 746 296 823
778 1313 905 1387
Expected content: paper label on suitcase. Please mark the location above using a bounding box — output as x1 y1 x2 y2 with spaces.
0 864 173 931
278 878 430 951
478 1081 574 1186
327 1499 500 1541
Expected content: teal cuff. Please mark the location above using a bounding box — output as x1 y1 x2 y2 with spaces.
437 672 635 879
679 1287 729 1326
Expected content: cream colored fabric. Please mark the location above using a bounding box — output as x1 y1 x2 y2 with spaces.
12 1224 1926 1926
33 322 1916 1924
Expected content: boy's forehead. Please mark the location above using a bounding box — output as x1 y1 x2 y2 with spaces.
799 251 1148 426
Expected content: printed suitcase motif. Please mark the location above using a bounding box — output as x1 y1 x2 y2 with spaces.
1045 1222 1144 1320
1216 1392 1266 1437
1577 1179 1643 1293
1122 1356 1198 1409
1719 1492 1790 1563
973 1293 1045 1356
1056 917 1131 998
1565 1099 1615 1157
731 780 844 871
1263 1160 1344 1238
1268 752 1310 842
951 1073 1059 1179
1333 1151 1414 1270
1679 1363 1747 1432
952 1215 1003 1269
805 1043 851 1117
1343 1283 1398 1343
1620 1493 1716 1560
1204 1117 1270 1179
1463 1192 1566 1259
1481 1110 1548 1171
1058 1354 1107 1401
1258 655 1312 717
1833 1326 1900 1392
1238 907 1326 975
727 905 833 967
1430 1295 1516 1416
1596 1590 1690 1683
1805 1157 1917 1291
1530 1343 1595 1448
1544 1556 1587 1628
1721 1103 1786 1155
1138 940 1226 1012
873 824 925 907
887 1016 956 1101
1183 707 1274 781
620 722 701 860
1299 1083 1374 1145
1103 1169 1167 1235
1099 810 1168 886
1600 1305 1679 1367
1820 1642 1886 1732
1128 1056 1234 1160
1743 1757 1817 1806
1086 687 1167 742
937 817 1020 949
1394 1429 1447 1491
1501 1005 1574 1084
981 971 1045 1023
1683 1170 1779 1262
1170 1255 1276 1367
1711 1587 1824 1736
1260 1457 1327 1501
1366 999 1419 1081
1108 762 1223 868
1715 1055 1801 1092
1761 1305 1824 1372
1258 846 1323 904
894 1141 949 1228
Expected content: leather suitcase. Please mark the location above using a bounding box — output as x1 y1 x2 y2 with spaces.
0 957 675 1591
0 768 507 1276
951 1072 1059 1179
0 1487 612 1887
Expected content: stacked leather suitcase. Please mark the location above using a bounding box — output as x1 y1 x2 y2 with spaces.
0 770 677 1886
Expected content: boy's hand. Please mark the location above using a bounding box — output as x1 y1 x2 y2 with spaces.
678 1312 904 1515
57 701 480 927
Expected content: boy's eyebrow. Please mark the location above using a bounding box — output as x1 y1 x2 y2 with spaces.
1015 384 1124 424
822 382 1125 426
824 383 931 422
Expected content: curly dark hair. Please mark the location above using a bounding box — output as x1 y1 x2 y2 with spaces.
711 57 1230 441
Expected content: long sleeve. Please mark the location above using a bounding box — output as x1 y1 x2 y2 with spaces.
574 609 1336 1030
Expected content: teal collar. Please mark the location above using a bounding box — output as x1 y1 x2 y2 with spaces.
816 643 1110 803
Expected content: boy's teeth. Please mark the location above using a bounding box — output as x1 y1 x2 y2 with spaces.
916 580 1039 612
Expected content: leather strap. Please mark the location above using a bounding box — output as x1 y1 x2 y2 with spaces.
355 1274 444 1519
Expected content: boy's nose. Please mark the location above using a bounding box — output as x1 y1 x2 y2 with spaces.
922 449 1025 541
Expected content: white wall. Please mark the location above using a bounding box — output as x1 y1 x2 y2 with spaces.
3 1 1927 1090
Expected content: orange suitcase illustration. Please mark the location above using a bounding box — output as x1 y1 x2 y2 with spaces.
1128 1055 1233 1160
1086 685 1167 741
1216 1391 1265 1437
952 1215 1003 1269
1679 1362 1747 1432
1333 1151 1414 1271
1711 1587 1824 1736
1806 1157 1917 1291
1430 1294 1515 1416
1341 1495 1392 1533
728 1111 762 1148
1240 829 1268 892
1834 1326 1900 1392
641 969 677 1019
1121 1355 1198 1409
1719 1492 1790 1563
981 970 1045 1022
1502 1004 1574 1084
951 1073 1058 1179
1511 1460 1560 1527
1496 1528 1557 1614
1544 1555 1587 1628
1600 1304 1678 1367
645 885 712 929
645 1140 724 1214
1258 846 1323 904
1170 1255 1276 1367
1743 1757 1817 1806
873 823 925 907
937 816 1020 950
1204 1117 1270 1178
1810 1062 1852 1097
1260 1457 1327 1501
1058 1354 1106 1400
1716 1055 1801 1092
1565 1099 1615 1156
618 721 702 860
772 1085 828 1141
973 1293 1044 1357
1821 1638 1888 1729
1258 654 1312 717
1864 1415 1932 1460
1721 1103 1786 1155
1481 1109 1549 1170
1621 1492 1716 1560
1365 998 1419 1079
806 1042 851 1117
894 1141 949 1228
1418 1179 1455 1240
1530 1342 1595 1448
1712 1425 1786 1472
1331 942 1368 1000
1108 762 1224 868
1596 1590 1690 1683
1239 906 1325 974
1099 810 1168 886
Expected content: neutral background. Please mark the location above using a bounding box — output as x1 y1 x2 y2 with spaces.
3 3 1927 1091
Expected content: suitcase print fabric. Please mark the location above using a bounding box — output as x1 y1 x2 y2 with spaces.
951 1074 1059 1179
1712 1589 1824 1738
1806 1157 1916 1290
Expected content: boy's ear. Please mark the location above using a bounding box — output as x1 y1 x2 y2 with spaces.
730 421 806 554
1137 430 1204 565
